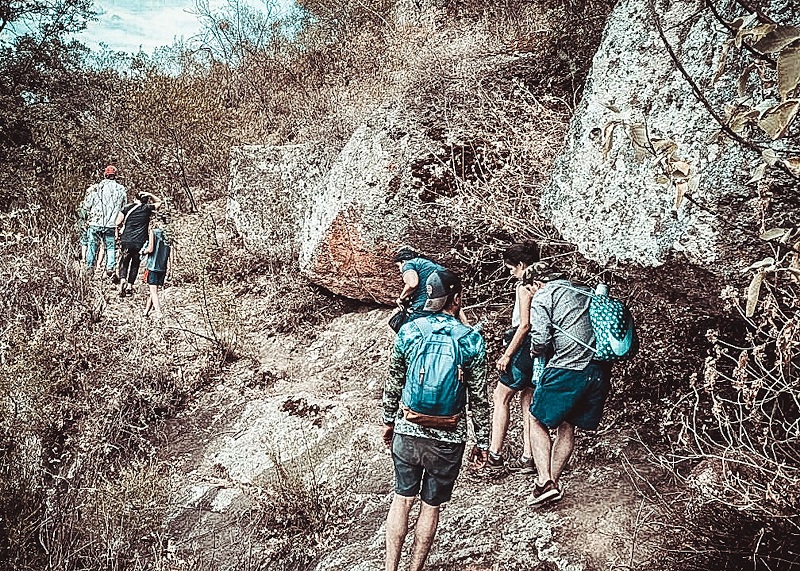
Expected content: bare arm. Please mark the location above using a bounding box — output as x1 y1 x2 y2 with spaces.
496 284 533 371
143 228 155 254
398 269 419 302
142 192 163 209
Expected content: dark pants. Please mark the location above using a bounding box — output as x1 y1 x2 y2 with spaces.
119 242 144 285
392 433 465 506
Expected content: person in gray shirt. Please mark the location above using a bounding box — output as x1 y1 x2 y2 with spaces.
526 262 612 505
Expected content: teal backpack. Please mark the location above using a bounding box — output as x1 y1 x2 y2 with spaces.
401 317 472 419
553 283 639 362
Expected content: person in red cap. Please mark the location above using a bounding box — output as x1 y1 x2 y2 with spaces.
83 165 126 277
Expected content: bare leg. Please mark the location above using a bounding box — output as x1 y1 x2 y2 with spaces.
520 387 534 458
408 501 440 571
96 240 105 270
150 285 162 317
551 422 575 485
385 494 415 571
144 294 152 316
529 417 553 485
490 383 516 455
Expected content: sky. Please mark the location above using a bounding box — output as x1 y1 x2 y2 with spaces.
80 0 292 54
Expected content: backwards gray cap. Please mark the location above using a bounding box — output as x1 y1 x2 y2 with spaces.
423 269 462 312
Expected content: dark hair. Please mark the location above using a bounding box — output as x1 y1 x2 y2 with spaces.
502 241 540 267
137 192 149 203
392 246 421 263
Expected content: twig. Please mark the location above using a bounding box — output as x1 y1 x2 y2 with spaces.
704 0 776 67
649 0 762 153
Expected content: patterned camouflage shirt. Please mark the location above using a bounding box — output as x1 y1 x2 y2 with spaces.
382 313 489 448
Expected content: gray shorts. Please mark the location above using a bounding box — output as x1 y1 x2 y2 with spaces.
391 433 465 506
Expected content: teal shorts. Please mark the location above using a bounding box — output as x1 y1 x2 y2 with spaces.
499 330 533 391
529 362 612 430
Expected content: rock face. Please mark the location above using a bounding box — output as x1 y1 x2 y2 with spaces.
228 108 463 304
299 107 454 304
544 0 786 272
227 144 329 259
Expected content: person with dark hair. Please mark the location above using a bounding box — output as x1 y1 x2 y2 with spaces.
382 269 489 571
525 260 613 504
392 246 469 325
140 217 171 319
115 191 162 296
486 241 541 474
392 246 445 322
84 165 125 277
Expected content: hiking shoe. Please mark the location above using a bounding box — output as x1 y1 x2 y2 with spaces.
507 456 535 474
530 480 561 505
485 452 505 472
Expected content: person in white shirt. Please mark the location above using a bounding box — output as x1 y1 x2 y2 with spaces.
83 165 126 276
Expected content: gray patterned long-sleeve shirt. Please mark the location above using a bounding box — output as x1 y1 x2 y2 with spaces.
382 313 490 449
529 279 595 371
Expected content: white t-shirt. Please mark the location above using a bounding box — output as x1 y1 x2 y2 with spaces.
83 179 126 227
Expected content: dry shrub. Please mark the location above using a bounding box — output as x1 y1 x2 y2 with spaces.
0 214 218 570
637 171 800 568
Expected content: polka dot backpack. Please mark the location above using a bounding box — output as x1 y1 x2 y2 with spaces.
554 283 639 362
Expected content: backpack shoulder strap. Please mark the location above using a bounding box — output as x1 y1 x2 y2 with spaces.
414 316 434 339
124 203 141 223
556 282 594 297
552 323 596 353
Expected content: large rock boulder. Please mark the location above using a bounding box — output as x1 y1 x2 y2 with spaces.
227 144 329 259
544 0 791 273
228 107 467 304
298 107 456 304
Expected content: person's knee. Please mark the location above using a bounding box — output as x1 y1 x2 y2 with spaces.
556 422 574 436
493 383 514 406
390 493 416 514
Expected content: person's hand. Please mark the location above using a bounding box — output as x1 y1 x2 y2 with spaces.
468 446 488 468
382 423 394 448
496 355 511 372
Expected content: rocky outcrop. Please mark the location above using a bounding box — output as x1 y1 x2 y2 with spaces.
227 144 329 259
544 0 789 273
299 107 456 304
228 107 466 304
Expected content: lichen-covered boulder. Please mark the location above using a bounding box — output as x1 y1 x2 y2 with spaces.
544 0 793 273
227 144 329 259
298 107 452 304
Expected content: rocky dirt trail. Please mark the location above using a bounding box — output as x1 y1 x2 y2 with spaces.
82 245 660 570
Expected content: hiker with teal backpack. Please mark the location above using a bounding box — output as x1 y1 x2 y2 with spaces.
525 256 637 505
382 269 489 571
486 241 547 475
140 217 171 319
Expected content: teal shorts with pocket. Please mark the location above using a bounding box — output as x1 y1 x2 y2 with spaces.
499 330 533 391
529 362 612 430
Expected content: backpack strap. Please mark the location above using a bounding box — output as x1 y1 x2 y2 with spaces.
123 202 141 223
555 282 595 298
414 316 434 339
551 282 597 353
552 323 596 353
